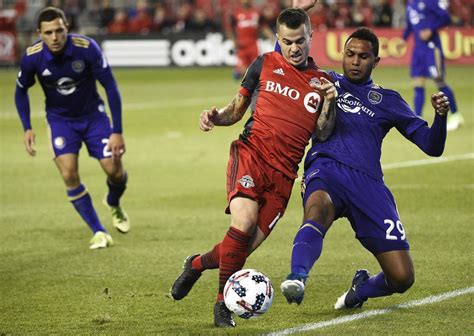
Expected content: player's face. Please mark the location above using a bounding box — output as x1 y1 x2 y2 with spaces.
38 18 68 55
342 38 380 84
277 23 312 67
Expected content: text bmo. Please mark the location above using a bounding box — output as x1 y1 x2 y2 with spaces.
264 81 301 100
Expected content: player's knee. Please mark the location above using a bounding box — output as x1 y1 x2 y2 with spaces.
388 271 415 293
61 170 80 186
304 192 334 228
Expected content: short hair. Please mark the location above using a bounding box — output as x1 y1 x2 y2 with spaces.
345 27 379 57
277 8 311 33
37 7 69 30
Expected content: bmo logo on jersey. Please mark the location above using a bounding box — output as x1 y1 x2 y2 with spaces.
265 80 321 113
264 81 300 100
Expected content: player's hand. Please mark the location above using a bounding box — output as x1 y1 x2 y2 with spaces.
199 107 219 132
311 77 338 101
23 129 36 156
108 133 126 161
419 29 432 41
431 92 450 117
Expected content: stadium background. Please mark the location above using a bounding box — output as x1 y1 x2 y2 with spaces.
0 0 473 66
0 0 472 335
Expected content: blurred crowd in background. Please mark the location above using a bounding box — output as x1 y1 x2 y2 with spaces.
1 0 472 37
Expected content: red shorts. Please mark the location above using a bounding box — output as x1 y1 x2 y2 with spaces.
226 140 294 236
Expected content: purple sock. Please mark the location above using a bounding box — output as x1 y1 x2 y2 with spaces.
357 272 395 301
68 184 106 233
439 85 458 113
106 172 127 207
291 220 327 276
414 87 425 116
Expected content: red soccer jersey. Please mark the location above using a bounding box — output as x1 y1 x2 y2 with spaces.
239 52 332 179
231 6 261 49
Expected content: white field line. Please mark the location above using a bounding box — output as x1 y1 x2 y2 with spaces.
382 153 474 170
266 286 474 336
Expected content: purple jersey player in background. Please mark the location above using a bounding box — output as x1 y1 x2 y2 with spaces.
280 27 450 309
14 7 130 249
403 0 463 130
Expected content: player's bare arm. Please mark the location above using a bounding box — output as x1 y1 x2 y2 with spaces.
292 0 317 10
24 129 37 156
312 78 337 142
431 92 450 117
199 93 251 131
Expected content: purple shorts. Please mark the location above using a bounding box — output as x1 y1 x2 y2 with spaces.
47 113 112 159
302 157 410 255
410 43 445 78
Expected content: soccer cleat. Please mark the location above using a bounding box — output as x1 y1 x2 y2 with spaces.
214 301 236 328
103 198 130 233
170 254 202 300
446 113 464 131
334 269 370 309
89 231 113 250
280 272 308 305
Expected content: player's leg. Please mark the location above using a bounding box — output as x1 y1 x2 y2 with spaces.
84 113 130 233
49 120 111 249
335 173 410 309
214 196 258 328
413 76 426 117
99 157 130 233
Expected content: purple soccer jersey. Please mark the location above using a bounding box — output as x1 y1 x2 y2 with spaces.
302 71 447 253
403 0 451 78
15 34 122 158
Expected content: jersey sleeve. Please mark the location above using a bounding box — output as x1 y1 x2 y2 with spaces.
239 55 263 97
390 92 446 156
88 38 123 133
15 54 37 131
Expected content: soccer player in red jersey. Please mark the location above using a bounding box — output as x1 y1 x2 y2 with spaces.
228 0 274 79
170 8 338 328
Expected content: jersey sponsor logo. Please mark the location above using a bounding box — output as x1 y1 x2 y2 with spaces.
72 60 85 73
337 92 375 117
41 68 52 76
56 77 76 95
239 175 255 188
367 90 383 105
264 80 300 100
272 68 285 75
53 136 66 150
303 92 321 113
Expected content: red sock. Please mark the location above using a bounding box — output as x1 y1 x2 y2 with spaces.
217 226 252 300
191 243 221 272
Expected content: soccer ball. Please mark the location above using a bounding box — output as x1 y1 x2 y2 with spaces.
223 269 274 319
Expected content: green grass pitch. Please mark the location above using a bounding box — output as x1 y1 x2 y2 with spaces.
0 65 472 335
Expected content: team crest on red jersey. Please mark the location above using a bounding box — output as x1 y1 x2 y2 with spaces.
239 175 255 188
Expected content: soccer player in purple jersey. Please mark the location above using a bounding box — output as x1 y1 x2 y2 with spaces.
403 0 463 130
14 7 130 249
280 27 449 308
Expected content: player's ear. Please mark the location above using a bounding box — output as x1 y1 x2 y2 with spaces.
373 56 381 69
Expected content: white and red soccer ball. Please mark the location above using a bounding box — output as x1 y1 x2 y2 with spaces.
223 269 274 319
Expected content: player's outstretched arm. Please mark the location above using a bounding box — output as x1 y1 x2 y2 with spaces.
199 93 251 132
292 0 317 10
312 77 337 142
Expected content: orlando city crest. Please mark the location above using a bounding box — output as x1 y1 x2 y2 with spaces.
72 60 85 73
368 90 383 105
